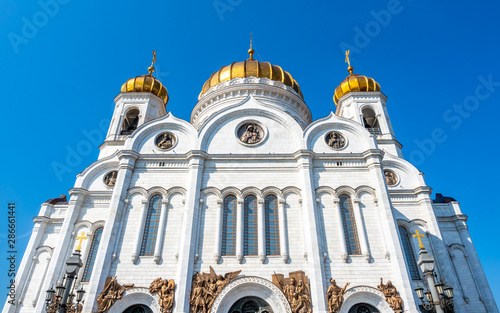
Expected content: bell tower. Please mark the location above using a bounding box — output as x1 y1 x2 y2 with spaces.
334 51 402 157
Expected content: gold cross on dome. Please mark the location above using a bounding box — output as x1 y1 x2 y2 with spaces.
413 230 425 249
345 50 353 74
76 231 88 251
148 50 157 75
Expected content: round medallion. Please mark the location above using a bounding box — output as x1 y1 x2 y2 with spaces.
155 132 176 150
325 131 346 149
384 170 398 186
237 123 264 145
103 170 118 187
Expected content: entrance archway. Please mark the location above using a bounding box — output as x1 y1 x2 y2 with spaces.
228 297 273 313
348 303 379 313
211 277 291 313
123 304 153 313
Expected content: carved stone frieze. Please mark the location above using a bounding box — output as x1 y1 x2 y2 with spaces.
190 266 241 313
327 279 350 313
377 279 403 313
97 277 126 313
272 271 312 313
149 278 175 313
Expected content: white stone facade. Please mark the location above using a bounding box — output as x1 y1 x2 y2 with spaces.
3 74 498 313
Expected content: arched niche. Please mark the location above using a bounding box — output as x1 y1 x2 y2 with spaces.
212 277 291 313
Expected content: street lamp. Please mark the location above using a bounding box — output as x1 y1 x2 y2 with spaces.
413 230 455 313
44 249 85 313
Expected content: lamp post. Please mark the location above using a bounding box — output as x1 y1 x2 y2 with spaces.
45 234 87 313
413 231 454 313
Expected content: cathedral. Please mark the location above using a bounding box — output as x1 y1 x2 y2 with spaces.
4 48 498 313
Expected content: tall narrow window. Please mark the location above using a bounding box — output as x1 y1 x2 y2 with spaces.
399 226 420 280
340 195 361 255
81 227 103 282
244 196 258 256
140 195 162 256
121 108 140 135
222 196 237 256
265 195 280 255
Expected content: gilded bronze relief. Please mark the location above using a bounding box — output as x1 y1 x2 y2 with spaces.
272 271 311 313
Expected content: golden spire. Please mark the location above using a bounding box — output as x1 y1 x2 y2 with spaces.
76 231 88 251
345 50 353 75
247 33 255 60
148 50 157 76
413 230 425 249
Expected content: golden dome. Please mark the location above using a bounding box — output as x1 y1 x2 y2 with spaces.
121 51 169 105
121 74 169 105
333 67 380 104
199 49 303 99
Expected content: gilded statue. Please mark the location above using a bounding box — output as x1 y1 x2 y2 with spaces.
97 277 125 313
377 278 403 313
190 267 241 313
273 272 312 313
150 278 175 313
327 279 350 313
239 124 262 144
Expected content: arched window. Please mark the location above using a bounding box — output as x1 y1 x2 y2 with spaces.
140 195 162 256
362 107 380 135
265 195 280 255
398 226 420 280
81 227 103 282
340 195 361 255
121 108 140 135
244 196 258 256
222 195 237 256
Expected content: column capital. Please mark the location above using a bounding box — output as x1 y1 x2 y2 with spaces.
217 199 224 207
258 199 265 206
278 198 286 205
237 200 244 206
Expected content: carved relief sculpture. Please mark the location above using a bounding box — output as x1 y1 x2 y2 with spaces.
326 132 346 149
97 277 126 313
238 123 263 144
104 171 118 187
384 170 398 186
327 279 350 313
150 278 176 313
190 266 241 313
377 278 403 313
156 132 176 150
272 271 312 313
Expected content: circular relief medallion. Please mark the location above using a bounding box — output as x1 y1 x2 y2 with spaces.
237 123 264 145
384 170 398 186
104 170 118 187
325 131 346 149
155 132 176 150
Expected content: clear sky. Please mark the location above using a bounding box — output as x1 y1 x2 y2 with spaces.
1 0 499 307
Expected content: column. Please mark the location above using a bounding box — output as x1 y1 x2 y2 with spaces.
131 200 148 263
173 151 206 313
352 199 371 262
363 148 419 312
294 150 327 313
84 151 139 313
278 198 289 263
213 200 223 263
333 199 348 263
236 199 244 263
257 199 266 263
33 189 87 313
454 215 498 312
154 199 169 263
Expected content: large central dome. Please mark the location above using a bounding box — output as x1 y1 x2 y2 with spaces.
199 48 303 99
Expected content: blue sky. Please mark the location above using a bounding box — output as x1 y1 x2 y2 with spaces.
1 0 499 306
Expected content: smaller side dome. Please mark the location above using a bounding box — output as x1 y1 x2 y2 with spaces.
120 51 169 105
121 75 169 105
334 51 380 104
